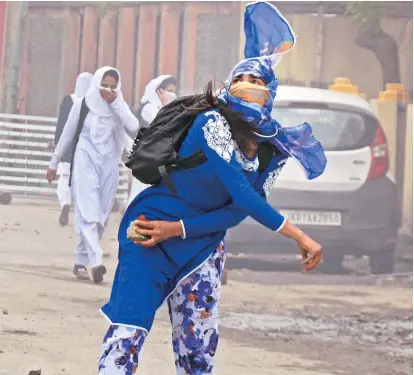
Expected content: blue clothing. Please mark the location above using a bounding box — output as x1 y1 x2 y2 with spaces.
99 245 226 375
183 153 286 238
218 2 327 180
101 109 286 331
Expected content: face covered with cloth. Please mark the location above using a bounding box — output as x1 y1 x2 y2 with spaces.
219 1 327 180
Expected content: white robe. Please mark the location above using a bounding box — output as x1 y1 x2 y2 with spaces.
56 162 72 208
56 72 92 209
50 67 139 267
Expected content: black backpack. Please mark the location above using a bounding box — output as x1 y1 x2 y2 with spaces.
126 95 207 194
125 96 277 194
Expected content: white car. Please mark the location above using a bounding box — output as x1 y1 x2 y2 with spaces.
226 86 399 274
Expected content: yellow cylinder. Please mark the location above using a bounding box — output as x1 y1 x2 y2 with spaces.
378 90 398 102
350 84 359 94
329 77 360 95
333 77 351 85
329 83 359 94
386 83 404 92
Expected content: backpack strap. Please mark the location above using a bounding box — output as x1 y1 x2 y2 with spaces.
159 165 178 195
167 150 207 171
161 150 208 194
68 98 89 186
161 144 277 195
161 143 278 194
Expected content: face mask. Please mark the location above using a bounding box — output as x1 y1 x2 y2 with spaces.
162 90 177 104
229 81 270 107
219 81 277 141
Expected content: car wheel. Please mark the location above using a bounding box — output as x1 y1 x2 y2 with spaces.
369 249 395 274
0 192 12 205
320 252 345 274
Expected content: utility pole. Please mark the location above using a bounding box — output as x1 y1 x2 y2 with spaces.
4 1 28 114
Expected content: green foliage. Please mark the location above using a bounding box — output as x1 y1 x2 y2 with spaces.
94 2 120 19
96 2 110 18
346 2 383 30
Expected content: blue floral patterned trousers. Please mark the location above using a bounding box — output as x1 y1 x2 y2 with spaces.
98 242 226 375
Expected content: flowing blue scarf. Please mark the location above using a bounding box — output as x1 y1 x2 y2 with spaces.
219 2 327 180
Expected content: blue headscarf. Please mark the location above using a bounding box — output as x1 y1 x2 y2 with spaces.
219 1 327 180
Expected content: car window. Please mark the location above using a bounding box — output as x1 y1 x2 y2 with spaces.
272 106 376 151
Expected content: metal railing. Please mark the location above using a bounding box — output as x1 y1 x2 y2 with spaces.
0 113 129 202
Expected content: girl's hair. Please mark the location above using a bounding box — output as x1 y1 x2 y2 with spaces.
186 80 257 153
158 76 178 90
103 69 119 82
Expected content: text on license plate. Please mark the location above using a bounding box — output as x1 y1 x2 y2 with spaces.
280 210 342 227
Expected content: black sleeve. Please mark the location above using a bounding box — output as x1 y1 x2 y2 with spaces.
54 95 74 145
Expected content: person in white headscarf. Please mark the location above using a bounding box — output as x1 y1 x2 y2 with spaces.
127 75 177 205
46 67 139 283
50 72 92 227
136 75 177 129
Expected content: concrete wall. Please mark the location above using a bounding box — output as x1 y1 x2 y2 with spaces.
402 105 413 232
0 2 23 111
275 14 413 99
3 2 239 116
371 100 413 232
24 9 64 116
2 4 412 114
179 2 240 95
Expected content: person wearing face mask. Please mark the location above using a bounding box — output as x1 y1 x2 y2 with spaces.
98 3 326 374
136 75 178 129
49 72 92 227
127 75 178 206
46 67 139 283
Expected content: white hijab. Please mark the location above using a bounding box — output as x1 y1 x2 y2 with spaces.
85 66 123 117
140 75 172 110
71 72 92 101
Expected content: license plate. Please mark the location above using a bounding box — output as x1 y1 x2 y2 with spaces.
280 210 342 227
